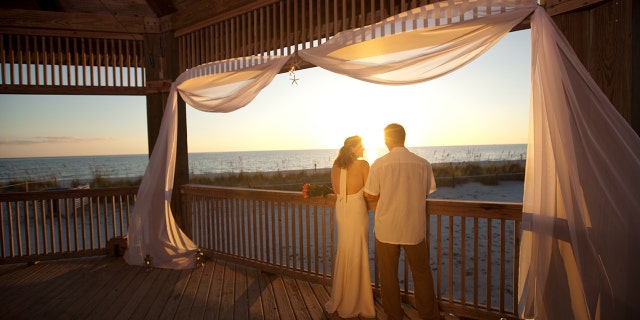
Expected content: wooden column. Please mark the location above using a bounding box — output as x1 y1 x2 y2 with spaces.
548 0 639 136
633 0 639 135
144 32 190 229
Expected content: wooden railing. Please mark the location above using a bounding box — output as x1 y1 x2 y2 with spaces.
0 187 138 264
428 199 522 320
181 185 337 284
1 184 522 319
0 33 147 95
180 184 523 320
175 0 454 70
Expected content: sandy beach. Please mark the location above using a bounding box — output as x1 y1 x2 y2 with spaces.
430 180 524 202
374 180 524 310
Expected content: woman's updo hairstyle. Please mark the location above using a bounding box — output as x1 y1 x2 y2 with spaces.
334 135 362 168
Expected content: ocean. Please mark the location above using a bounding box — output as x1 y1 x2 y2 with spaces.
0 144 526 186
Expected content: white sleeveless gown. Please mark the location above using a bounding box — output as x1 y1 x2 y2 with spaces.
325 169 375 318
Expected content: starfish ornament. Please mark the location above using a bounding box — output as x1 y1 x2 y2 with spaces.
290 74 299 85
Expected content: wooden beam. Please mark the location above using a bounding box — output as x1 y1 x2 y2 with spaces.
0 84 146 95
172 0 279 35
145 80 173 93
0 27 144 40
0 8 160 34
544 0 611 16
145 0 178 18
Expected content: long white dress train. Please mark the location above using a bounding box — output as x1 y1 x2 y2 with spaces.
325 169 375 318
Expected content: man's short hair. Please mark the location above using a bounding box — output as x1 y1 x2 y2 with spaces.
384 123 406 144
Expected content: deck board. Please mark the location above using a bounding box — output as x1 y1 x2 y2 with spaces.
220 262 237 319
204 260 225 318
283 276 311 319
32 259 97 318
143 268 182 320
296 279 326 319
0 256 423 320
246 267 265 319
189 261 215 319
234 263 250 320
257 269 280 319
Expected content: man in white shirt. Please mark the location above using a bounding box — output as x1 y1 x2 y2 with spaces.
364 123 440 320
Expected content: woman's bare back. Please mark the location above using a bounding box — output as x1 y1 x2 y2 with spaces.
331 160 370 196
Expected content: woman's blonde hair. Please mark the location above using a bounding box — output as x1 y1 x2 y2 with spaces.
334 135 362 168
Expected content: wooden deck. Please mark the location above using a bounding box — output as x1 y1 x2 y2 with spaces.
0 256 426 320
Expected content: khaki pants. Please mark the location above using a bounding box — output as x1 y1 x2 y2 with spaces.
375 238 440 320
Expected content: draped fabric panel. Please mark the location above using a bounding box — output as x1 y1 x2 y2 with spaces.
124 56 291 269
298 0 535 85
518 8 640 319
123 85 198 269
176 56 292 113
125 1 640 319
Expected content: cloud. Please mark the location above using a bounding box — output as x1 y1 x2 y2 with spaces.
0 136 111 145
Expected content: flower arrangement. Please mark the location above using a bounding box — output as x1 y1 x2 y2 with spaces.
301 183 333 198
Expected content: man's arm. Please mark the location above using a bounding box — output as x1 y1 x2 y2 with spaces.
364 191 379 200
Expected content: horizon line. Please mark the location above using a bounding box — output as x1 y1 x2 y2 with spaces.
0 142 528 160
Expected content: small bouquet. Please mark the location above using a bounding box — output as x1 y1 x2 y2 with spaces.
302 183 333 198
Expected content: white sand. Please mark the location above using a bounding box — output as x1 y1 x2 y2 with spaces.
394 180 524 309
430 180 524 202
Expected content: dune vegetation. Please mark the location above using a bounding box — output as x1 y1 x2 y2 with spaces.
1 161 525 193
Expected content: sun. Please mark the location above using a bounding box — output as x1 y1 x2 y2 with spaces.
359 127 387 163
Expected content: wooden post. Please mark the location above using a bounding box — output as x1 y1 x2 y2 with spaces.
548 0 639 136
144 32 190 231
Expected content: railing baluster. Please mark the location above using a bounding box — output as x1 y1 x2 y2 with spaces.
24 200 29 255
500 219 506 313
2 184 521 319
8 202 15 257
474 217 479 307
313 204 319 275
448 215 454 301
271 200 277 266
284 201 290 269
487 218 493 310
48 199 55 254
461 215 467 305
303 203 307 271
65 198 71 252
31 200 42 257
1 187 138 263
436 214 442 299
251 199 257 260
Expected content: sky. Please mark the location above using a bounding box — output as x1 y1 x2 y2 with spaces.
0 29 531 159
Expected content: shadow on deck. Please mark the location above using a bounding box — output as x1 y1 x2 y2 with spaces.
0 256 427 320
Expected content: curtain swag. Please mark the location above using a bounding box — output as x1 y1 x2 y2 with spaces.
124 0 640 319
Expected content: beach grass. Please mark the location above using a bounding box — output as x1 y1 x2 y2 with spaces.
84 173 142 188
189 160 525 191
1 160 525 192
190 168 333 191
1 174 62 192
433 160 525 187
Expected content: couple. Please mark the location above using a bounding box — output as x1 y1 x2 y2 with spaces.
325 123 440 320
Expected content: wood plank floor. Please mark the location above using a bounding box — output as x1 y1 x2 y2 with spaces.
0 256 424 320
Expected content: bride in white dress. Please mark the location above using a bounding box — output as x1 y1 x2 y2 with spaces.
325 136 376 318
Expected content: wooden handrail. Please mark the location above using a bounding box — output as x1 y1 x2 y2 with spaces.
0 187 138 264
1 184 522 319
180 184 523 320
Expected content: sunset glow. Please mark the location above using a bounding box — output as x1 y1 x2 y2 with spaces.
0 30 530 158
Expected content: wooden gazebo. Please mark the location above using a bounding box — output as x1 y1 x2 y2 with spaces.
1 0 637 193
1 2 638 319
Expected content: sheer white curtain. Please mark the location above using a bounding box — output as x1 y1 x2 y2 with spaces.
298 0 535 85
124 56 290 269
126 1 640 318
518 7 640 319
123 85 198 269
